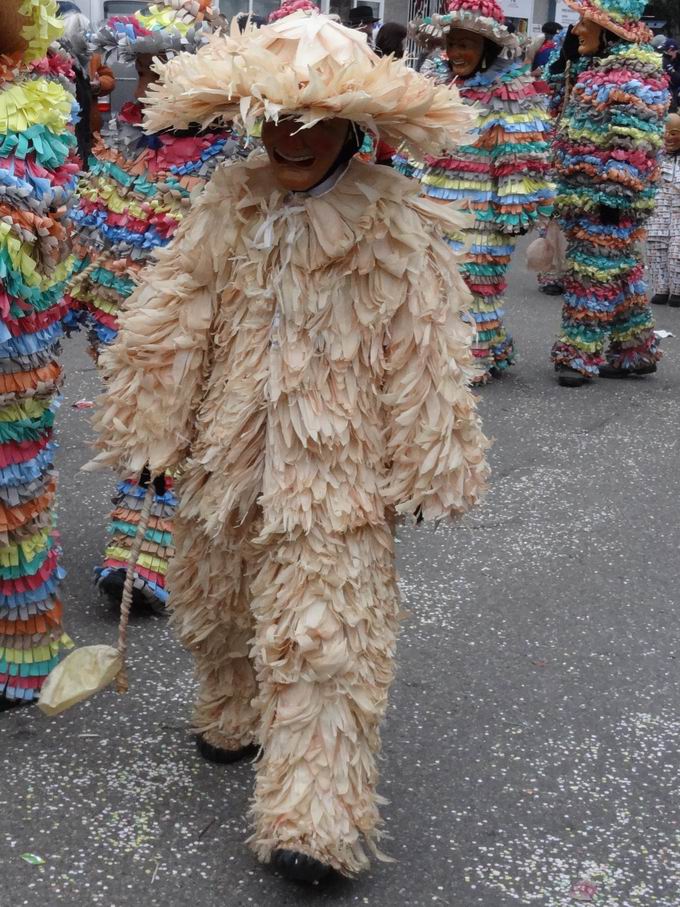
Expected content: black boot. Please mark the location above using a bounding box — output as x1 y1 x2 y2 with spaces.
272 849 333 884
669 294 680 308
599 362 657 379
556 365 591 387
195 733 259 765
97 568 166 615
0 695 33 713
651 293 669 305
540 282 564 296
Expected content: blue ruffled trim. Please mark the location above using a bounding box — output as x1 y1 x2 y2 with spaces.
0 567 66 609
0 323 63 359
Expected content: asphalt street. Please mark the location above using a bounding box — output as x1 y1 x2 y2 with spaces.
2 243 680 907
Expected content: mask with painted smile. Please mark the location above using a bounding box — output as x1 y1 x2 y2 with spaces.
446 28 486 78
665 113 680 154
262 117 352 192
572 16 603 57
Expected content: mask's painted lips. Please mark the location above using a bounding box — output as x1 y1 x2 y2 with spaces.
273 149 316 167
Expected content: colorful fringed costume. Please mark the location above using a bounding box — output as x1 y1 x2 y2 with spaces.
89 13 489 877
66 0 234 611
410 3 554 381
550 1 669 376
646 149 680 303
0 0 79 706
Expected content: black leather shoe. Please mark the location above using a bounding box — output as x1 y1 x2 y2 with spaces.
0 695 33 713
556 365 591 387
272 849 332 884
195 733 259 764
97 569 166 614
651 293 669 305
669 294 680 308
599 362 657 379
540 283 564 296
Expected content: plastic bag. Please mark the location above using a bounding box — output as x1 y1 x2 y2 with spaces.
526 220 567 274
38 645 122 716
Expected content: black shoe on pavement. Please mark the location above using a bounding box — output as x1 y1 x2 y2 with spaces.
97 568 166 614
0 695 33 713
540 283 564 296
651 293 669 305
669 294 680 308
272 849 333 884
556 365 591 387
195 733 259 765
599 362 657 379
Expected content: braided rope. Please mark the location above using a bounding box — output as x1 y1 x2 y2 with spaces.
115 477 157 693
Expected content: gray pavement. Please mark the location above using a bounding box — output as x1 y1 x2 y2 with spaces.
2 246 680 907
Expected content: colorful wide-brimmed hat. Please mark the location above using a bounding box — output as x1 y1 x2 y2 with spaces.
409 0 517 53
18 0 63 60
268 0 318 23
142 12 474 159
563 0 651 43
94 0 224 61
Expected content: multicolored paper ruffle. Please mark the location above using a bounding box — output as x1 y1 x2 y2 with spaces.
0 53 78 702
551 42 669 374
67 101 242 610
416 54 554 379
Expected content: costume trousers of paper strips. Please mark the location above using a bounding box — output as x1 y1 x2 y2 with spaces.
647 235 680 297
0 335 72 702
169 508 401 875
551 215 660 376
80 314 176 611
96 478 176 607
448 227 516 381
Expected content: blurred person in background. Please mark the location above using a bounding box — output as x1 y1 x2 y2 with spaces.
662 38 680 111
531 20 562 69
57 1 115 161
347 4 379 42
375 21 406 57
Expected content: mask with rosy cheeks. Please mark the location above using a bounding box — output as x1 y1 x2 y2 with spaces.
446 28 486 78
0 0 28 57
665 115 680 153
262 117 352 192
572 16 603 56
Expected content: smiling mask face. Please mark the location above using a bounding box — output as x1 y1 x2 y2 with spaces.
446 28 485 78
262 117 351 192
666 114 680 154
573 16 603 56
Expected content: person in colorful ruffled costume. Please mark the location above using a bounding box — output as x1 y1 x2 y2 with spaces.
89 12 489 882
646 113 680 308
0 0 79 711
549 0 669 387
408 0 554 383
66 0 237 613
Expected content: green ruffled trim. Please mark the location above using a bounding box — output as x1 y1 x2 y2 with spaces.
109 520 173 547
0 125 76 168
0 410 55 444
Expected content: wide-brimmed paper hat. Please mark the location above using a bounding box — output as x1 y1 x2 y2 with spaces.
409 0 517 54
94 0 224 61
562 0 651 43
142 12 474 159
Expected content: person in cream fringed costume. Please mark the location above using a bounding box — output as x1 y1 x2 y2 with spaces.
89 13 489 882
